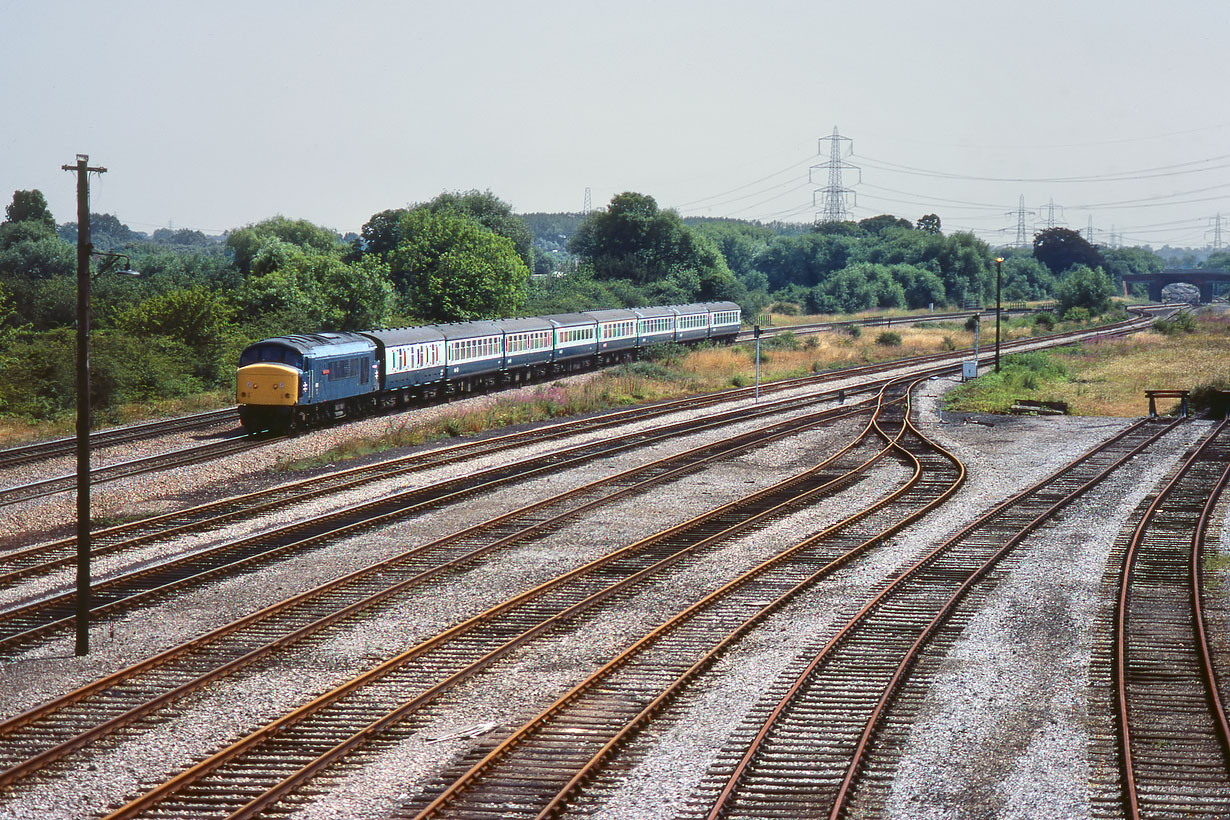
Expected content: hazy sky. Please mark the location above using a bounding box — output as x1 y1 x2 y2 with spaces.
4 0 1229 248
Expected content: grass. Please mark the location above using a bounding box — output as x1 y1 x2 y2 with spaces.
944 310 1230 417
0 388 234 446
285 325 1015 469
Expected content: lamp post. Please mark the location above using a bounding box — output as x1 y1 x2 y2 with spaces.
994 256 1004 374
63 155 137 656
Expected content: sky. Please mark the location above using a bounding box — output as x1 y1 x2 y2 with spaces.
4 0 1230 249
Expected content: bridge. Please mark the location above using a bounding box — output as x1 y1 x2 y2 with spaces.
1121 268 1230 303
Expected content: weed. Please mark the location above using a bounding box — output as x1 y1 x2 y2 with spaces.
875 331 902 347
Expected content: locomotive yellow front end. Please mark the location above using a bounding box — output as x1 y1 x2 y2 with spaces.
236 363 300 432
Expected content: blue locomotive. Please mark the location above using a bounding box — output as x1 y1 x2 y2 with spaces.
236 301 741 433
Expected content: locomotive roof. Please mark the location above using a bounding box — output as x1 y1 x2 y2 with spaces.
359 326 446 346
245 332 374 355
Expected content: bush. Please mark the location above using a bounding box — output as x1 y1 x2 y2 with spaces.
770 301 799 316
1191 380 1230 418
875 331 902 347
964 314 981 332
1056 265 1115 315
1153 313 1197 336
762 331 800 351
845 324 862 339
1062 306 1091 323
642 342 687 363
942 336 956 351
1034 312 1055 331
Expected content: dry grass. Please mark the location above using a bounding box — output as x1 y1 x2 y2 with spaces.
1046 314 1230 416
947 311 1230 417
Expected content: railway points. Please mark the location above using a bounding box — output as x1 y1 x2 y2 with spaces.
0 306 1221 820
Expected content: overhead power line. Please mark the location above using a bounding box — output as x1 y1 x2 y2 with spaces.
854 152 1230 184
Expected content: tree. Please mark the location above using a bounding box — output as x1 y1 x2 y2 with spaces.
1203 250 1230 271
1033 227 1104 275
916 213 942 234
150 228 212 246
997 252 1057 301
568 192 742 302
421 190 534 270
226 216 345 275
58 213 138 250
755 232 865 291
389 209 528 322
1055 264 1115 314
358 208 409 262
119 286 235 353
0 281 23 376
236 238 395 332
858 214 913 236
4 190 55 229
812 263 906 313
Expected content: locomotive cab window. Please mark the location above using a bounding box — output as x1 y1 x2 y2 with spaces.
240 346 304 369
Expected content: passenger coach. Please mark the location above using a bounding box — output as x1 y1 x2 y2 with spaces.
236 301 742 433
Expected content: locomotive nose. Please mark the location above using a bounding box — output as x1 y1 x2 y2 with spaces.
236 363 300 405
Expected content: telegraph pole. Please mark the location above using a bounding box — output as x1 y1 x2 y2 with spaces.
63 154 106 656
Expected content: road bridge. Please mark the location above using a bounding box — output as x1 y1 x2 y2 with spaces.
1121 268 1230 303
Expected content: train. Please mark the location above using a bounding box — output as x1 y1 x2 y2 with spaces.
236 301 743 433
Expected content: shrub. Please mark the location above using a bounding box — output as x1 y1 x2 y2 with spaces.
1153 313 1197 336
942 335 956 351
642 342 687 363
770 301 799 316
762 331 800 351
964 314 981 332
845 324 861 339
1062 306 1091 323
1191 380 1230 418
875 331 902 347
1034 312 1056 331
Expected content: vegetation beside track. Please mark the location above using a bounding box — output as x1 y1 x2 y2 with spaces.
281 310 1097 470
944 309 1229 417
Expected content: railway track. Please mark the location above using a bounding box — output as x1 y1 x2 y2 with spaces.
86 377 949 820
397 374 965 818
0 367 918 588
0 389 889 791
676 417 1179 820
0 309 1151 511
0 408 238 471
1109 419 1230 818
0 433 262 509
0 376 910 651
2 308 1134 585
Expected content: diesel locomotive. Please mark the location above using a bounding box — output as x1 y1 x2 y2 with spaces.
236 301 741 433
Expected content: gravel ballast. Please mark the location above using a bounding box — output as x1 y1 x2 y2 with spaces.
0 369 1217 820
